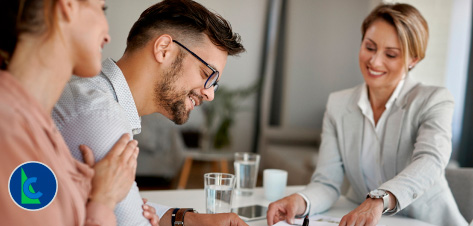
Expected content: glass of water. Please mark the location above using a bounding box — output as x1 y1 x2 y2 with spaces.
234 152 260 196
204 173 235 214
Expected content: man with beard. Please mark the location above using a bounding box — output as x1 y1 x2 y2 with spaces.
52 0 246 225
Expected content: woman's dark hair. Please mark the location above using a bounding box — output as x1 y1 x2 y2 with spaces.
125 0 245 56
0 0 58 69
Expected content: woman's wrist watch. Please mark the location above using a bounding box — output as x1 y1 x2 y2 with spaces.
366 189 390 214
173 208 198 226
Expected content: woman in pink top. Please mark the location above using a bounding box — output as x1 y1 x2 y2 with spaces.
0 0 153 225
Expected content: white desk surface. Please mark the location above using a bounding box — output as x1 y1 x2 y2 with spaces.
140 186 435 226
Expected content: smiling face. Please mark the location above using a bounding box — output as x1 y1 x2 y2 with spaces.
70 0 110 77
154 36 228 124
359 19 416 92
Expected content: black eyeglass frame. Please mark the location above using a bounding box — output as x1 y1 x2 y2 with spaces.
172 40 219 92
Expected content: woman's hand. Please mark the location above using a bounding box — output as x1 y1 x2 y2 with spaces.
339 198 383 226
80 133 139 210
266 194 307 225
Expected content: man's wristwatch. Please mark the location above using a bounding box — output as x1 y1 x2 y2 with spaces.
174 208 198 226
366 189 390 214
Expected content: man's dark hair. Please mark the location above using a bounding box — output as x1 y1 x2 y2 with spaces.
125 0 245 56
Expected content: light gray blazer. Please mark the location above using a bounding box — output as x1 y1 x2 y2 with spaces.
299 77 467 226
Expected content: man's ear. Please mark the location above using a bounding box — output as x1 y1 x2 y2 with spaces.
153 35 173 63
56 0 75 23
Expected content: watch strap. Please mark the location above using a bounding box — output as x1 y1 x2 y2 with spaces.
171 208 180 226
174 208 195 226
381 194 390 214
367 190 390 214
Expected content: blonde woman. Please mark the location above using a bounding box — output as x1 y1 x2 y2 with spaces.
267 3 467 226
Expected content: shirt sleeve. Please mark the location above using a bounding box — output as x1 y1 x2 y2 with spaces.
58 110 152 226
147 202 171 219
296 192 311 217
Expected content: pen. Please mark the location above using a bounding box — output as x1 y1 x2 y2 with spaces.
302 214 309 226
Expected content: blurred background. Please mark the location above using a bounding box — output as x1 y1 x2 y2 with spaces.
101 0 472 189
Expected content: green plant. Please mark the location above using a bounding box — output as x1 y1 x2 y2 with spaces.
202 82 258 149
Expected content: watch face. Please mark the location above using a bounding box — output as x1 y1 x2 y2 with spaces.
371 189 385 197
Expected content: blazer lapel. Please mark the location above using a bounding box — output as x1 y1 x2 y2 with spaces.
382 105 404 180
342 86 366 193
382 77 418 180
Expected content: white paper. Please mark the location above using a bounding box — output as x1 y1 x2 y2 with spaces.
273 214 385 226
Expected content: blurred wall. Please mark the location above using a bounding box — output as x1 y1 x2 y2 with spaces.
282 0 370 129
102 0 469 156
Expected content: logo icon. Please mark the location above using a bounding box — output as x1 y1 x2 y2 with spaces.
8 161 57 211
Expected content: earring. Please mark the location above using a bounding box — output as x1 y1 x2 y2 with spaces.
408 65 413 69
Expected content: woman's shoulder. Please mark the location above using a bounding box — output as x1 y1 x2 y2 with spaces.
403 83 454 106
325 84 364 111
329 85 363 100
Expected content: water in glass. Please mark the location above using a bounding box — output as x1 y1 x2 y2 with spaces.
234 160 258 196
205 184 233 214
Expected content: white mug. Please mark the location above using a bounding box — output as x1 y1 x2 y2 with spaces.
263 169 288 201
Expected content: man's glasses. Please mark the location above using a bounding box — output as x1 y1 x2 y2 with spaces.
173 40 219 92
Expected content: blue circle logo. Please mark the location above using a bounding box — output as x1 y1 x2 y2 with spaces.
8 161 58 211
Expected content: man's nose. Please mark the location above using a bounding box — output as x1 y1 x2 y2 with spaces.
201 86 215 101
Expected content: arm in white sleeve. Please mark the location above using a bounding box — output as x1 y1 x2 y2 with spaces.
298 94 345 215
379 88 454 213
147 202 171 219
58 111 151 226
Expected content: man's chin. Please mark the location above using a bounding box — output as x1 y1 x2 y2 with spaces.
171 112 191 125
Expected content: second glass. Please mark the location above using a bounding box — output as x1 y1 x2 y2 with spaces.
233 152 260 196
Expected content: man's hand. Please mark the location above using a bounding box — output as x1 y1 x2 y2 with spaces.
161 209 248 226
142 198 159 226
80 133 139 210
339 198 383 226
185 212 249 226
266 194 307 225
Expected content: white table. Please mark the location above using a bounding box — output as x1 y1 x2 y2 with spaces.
140 186 435 226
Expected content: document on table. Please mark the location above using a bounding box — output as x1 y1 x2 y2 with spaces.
273 214 385 226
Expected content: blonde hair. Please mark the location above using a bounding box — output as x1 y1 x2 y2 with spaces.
361 3 429 71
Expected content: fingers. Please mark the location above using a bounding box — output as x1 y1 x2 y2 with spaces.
152 215 159 226
339 216 347 226
127 147 139 166
267 197 298 225
266 203 277 225
142 203 159 226
79 144 95 167
142 198 148 204
108 133 132 157
285 207 297 225
128 147 138 180
120 139 137 161
229 213 249 226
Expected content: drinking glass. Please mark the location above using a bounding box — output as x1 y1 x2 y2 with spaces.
233 152 260 196
204 173 235 214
